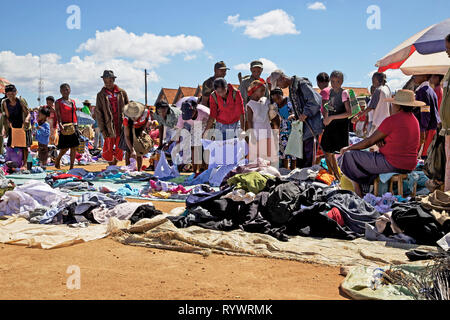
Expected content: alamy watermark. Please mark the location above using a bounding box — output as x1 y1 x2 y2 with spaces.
367 5 381 30
66 265 81 290
66 5 81 30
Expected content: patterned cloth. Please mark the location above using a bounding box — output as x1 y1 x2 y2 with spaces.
277 98 295 160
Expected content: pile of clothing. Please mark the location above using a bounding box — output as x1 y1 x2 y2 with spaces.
168 159 450 247
0 180 163 226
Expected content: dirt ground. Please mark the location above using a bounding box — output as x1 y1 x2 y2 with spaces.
0 161 349 300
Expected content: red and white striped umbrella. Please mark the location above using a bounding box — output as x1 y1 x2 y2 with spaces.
376 18 450 75
0 78 11 94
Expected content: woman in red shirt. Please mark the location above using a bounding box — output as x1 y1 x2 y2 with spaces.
54 83 80 169
338 90 423 197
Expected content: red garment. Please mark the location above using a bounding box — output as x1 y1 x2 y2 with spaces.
123 109 150 128
102 136 123 162
327 208 345 227
209 84 245 125
52 173 82 181
105 85 121 136
316 169 335 185
378 111 420 171
422 129 436 157
55 99 78 124
150 129 159 141
434 85 443 112
353 113 367 131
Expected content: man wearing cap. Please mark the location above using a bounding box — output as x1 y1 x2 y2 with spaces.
239 60 269 106
95 70 129 166
201 61 229 108
175 98 210 175
339 90 422 197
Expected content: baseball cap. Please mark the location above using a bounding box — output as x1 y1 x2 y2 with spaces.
214 61 230 70
181 100 197 120
250 60 264 69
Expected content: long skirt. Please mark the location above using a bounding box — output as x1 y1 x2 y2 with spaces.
338 150 408 185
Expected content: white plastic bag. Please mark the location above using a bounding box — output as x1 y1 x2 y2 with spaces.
154 152 179 179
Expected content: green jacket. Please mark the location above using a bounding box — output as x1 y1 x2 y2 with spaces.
440 68 450 136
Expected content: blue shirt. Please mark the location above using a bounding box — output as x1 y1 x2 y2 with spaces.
36 122 50 145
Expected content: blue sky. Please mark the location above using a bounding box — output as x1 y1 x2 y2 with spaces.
1 0 449 107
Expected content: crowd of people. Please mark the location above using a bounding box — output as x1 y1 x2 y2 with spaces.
1 33 449 197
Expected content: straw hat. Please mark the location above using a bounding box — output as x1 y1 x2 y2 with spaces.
385 89 425 107
124 101 145 118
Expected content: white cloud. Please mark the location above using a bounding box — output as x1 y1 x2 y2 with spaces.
0 50 159 106
226 9 300 39
0 27 205 106
77 27 204 67
368 69 411 92
307 2 326 10
233 58 279 76
184 54 197 61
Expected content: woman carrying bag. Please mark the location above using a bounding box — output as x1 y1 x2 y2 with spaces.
119 101 153 171
1 84 32 170
54 83 80 169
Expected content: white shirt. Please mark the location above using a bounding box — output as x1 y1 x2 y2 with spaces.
372 85 392 128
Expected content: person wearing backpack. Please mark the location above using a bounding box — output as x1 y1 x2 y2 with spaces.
200 61 229 108
268 70 324 169
203 78 245 141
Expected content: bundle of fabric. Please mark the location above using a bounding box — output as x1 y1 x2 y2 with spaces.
92 202 162 225
390 202 446 246
0 180 73 218
364 192 410 214
420 190 450 233
170 179 380 241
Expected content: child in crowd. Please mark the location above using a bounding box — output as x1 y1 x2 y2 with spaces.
246 80 277 166
316 72 331 109
147 120 160 171
270 88 297 169
35 107 51 168
321 71 352 180
353 101 369 138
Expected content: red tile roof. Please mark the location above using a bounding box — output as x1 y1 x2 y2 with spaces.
161 88 178 104
179 86 198 97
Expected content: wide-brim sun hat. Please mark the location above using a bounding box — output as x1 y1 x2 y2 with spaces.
385 89 426 107
124 101 145 118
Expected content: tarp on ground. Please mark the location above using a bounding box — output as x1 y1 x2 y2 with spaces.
109 210 438 267
0 216 108 249
340 264 426 300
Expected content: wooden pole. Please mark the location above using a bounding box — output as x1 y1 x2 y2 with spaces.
145 69 148 106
